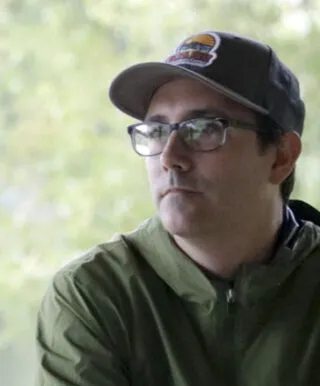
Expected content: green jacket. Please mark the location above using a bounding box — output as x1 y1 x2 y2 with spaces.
36 204 320 386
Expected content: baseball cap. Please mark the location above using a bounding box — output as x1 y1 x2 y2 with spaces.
109 31 305 134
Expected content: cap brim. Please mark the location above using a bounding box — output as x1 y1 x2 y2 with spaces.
109 62 268 120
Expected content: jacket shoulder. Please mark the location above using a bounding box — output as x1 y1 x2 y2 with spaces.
49 217 158 299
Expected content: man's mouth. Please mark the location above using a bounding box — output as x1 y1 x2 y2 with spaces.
161 187 199 198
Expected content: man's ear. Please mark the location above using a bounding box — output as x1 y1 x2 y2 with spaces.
269 131 302 185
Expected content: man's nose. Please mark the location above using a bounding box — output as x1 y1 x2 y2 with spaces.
159 131 192 172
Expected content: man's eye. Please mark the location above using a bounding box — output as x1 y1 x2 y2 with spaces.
148 125 165 139
148 128 161 138
199 121 223 134
202 124 218 134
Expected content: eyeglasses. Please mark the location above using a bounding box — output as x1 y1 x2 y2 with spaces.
127 117 259 157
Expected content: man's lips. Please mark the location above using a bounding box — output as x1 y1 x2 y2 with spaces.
161 187 199 198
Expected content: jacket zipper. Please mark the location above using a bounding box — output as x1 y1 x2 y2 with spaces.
225 284 237 383
226 286 236 304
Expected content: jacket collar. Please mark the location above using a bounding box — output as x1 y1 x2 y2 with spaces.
124 213 320 305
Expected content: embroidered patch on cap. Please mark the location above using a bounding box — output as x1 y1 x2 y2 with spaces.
166 32 221 68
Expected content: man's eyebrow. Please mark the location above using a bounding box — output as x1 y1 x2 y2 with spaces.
145 109 226 123
145 114 168 123
184 109 226 119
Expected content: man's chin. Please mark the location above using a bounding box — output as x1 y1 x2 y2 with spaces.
158 211 200 237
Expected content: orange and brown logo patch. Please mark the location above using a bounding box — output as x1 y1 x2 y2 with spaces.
166 32 221 67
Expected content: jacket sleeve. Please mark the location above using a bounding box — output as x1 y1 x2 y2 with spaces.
35 268 130 386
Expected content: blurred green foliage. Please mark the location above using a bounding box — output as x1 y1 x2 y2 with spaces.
0 0 320 384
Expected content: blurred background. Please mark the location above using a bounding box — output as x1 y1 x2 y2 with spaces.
0 0 320 384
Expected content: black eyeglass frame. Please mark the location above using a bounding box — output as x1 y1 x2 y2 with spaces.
127 116 263 157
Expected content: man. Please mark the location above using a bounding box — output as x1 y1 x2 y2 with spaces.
36 31 320 385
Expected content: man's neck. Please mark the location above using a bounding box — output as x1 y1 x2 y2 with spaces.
173 204 284 279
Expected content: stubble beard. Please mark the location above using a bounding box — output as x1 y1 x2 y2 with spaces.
158 194 208 237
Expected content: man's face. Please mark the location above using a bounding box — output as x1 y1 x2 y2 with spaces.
145 78 278 237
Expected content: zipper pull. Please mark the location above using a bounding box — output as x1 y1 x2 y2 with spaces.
226 288 236 304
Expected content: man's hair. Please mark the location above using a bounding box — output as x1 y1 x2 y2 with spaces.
255 114 295 203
